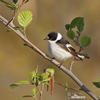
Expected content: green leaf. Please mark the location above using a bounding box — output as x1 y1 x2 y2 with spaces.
39 73 49 81
22 95 33 98
67 30 75 40
0 0 16 10
71 17 84 32
10 84 19 88
18 10 32 28
80 36 91 47
10 80 30 88
35 77 40 86
13 0 18 4
15 80 30 85
32 88 37 97
43 81 49 85
0 0 8 5
65 24 71 31
65 81 68 91
65 81 68 88
46 68 55 76
6 3 16 10
93 82 100 88
29 71 36 81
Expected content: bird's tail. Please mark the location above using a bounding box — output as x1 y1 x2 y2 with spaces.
77 52 90 60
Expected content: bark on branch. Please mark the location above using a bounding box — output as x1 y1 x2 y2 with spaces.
0 15 99 100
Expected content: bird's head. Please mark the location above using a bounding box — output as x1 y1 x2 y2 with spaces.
44 32 62 42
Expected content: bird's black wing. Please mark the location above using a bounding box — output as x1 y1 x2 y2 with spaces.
56 38 70 45
56 38 77 56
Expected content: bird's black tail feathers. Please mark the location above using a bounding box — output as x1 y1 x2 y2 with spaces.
77 52 90 60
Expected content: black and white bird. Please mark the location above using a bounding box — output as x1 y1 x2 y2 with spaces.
44 32 89 61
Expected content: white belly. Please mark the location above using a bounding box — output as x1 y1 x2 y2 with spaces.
48 42 72 61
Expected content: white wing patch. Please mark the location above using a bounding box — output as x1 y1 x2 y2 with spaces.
66 44 73 48
66 44 73 51
78 54 85 59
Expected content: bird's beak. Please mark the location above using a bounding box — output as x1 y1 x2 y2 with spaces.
44 36 49 40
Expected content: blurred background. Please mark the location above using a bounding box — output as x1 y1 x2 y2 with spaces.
0 0 100 100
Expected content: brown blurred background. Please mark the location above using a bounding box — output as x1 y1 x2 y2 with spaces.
0 0 100 100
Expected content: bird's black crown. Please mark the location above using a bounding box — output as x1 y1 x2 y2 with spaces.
48 32 58 41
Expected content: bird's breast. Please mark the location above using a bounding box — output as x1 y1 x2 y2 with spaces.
48 42 72 61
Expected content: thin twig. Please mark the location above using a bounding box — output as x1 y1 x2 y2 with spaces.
70 57 75 71
39 85 44 100
55 81 79 91
6 9 16 26
6 0 25 26
23 28 27 38
73 31 83 53
0 15 99 100
55 81 83 95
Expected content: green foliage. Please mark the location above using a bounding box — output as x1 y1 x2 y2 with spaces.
10 80 30 88
65 81 68 91
70 17 84 32
67 30 75 40
0 0 17 10
46 68 55 76
65 17 84 41
10 68 55 98
13 0 18 4
29 71 36 81
22 95 33 98
39 73 49 81
65 81 68 88
35 75 41 86
32 88 38 97
65 17 91 49
6 3 16 10
93 82 100 88
18 10 32 28
65 17 84 32
80 36 91 47
65 24 71 31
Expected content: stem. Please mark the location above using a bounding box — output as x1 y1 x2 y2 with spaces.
39 85 44 100
6 9 16 26
6 0 25 26
0 15 99 100
74 31 83 53
47 78 51 91
70 57 75 71
23 28 27 38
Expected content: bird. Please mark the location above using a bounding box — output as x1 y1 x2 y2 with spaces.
44 32 89 61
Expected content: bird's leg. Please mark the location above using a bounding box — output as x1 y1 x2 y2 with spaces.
69 57 76 71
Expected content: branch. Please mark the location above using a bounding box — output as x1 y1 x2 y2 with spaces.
0 15 99 100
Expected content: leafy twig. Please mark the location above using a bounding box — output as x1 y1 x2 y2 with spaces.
0 15 99 100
